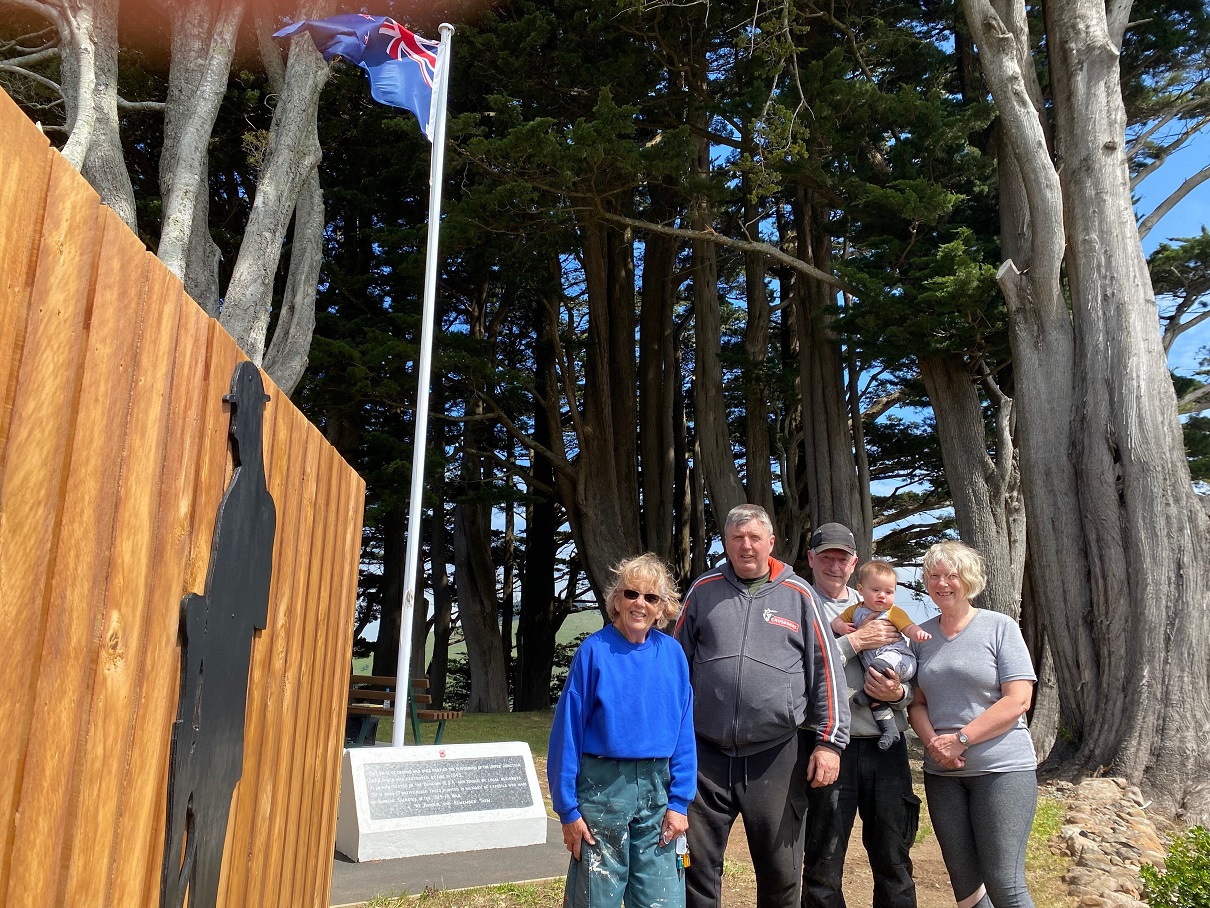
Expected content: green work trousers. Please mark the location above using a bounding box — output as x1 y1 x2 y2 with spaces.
563 755 684 908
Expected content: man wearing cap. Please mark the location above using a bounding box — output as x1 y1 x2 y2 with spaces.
674 504 850 908
801 522 919 908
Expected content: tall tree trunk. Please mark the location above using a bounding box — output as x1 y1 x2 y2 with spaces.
157 0 246 299
500 442 516 679
515 297 564 711
257 5 328 393
429 404 454 709
775 252 811 564
220 14 329 367
672 329 694 582
792 188 866 555
73 0 135 228
966 0 1210 819
35 0 135 227
690 119 746 527
1046 0 1210 817
452 492 508 713
741 165 778 524
919 354 1025 617
372 502 406 678
453 284 509 712
554 215 643 602
638 183 681 559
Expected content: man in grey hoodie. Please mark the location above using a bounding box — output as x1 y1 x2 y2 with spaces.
800 523 919 908
675 504 850 908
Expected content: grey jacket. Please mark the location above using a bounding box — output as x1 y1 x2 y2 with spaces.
674 557 850 757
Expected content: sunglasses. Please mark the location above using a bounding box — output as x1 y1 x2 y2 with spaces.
623 589 663 605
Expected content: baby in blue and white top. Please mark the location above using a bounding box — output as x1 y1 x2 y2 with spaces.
831 560 931 749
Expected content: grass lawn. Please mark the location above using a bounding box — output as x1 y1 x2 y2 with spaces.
372 709 556 753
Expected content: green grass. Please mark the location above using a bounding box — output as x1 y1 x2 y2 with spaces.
370 709 556 752
363 880 565 907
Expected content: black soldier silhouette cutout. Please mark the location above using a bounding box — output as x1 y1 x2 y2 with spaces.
161 362 277 908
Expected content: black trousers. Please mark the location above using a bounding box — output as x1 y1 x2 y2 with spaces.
800 734 919 908
686 733 809 908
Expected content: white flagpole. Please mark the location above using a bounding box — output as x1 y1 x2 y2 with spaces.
392 22 454 747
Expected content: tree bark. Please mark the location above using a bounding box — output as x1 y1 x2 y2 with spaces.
690 118 747 527
429 403 454 708
966 0 1210 819
372 502 406 678
1046 0 1210 818
220 17 328 368
638 183 681 559
792 187 866 555
741 163 778 525
258 6 328 393
452 492 508 713
515 278 565 711
919 354 1025 618
555 215 643 602
73 0 134 228
157 0 247 293
18 0 136 228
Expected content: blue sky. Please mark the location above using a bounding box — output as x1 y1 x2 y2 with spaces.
1136 129 1210 375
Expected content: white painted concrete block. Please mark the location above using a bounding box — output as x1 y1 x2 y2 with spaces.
335 742 549 862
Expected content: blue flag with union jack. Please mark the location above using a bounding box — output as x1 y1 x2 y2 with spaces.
273 14 444 141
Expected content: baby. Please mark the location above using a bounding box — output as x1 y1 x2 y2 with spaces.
831 560 931 750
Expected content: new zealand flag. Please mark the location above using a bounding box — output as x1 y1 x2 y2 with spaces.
274 14 444 141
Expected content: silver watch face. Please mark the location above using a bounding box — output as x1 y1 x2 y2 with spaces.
958 732 969 745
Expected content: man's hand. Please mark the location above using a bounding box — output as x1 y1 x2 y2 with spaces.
807 746 840 788
660 809 689 846
561 817 596 860
864 666 905 704
847 619 899 653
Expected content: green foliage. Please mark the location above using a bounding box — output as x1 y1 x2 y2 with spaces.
1141 826 1210 908
1183 416 1210 483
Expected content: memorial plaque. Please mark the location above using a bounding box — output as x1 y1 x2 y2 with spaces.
335 742 548 861
365 755 534 820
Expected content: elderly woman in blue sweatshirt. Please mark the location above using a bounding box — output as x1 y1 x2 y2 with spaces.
548 553 697 908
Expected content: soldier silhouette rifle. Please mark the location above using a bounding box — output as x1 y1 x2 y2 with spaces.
161 362 276 908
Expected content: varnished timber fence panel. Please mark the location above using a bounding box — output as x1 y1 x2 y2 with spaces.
0 88 366 908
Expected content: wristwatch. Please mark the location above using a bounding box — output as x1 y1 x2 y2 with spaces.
957 730 971 746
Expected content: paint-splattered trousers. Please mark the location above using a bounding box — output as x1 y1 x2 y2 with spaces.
563 755 685 908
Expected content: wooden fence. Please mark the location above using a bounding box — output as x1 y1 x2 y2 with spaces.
0 88 366 906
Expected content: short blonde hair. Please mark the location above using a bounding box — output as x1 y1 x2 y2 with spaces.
603 553 682 628
922 541 987 601
856 559 897 587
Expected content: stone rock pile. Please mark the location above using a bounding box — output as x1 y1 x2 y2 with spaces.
1047 778 1167 908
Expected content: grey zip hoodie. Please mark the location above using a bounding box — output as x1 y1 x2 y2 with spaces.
674 557 850 757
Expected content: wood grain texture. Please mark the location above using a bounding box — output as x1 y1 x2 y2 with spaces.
0 89 365 908
0 155 103 905
0 90 52 457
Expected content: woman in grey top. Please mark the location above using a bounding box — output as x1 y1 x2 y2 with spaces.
908 541 1037 908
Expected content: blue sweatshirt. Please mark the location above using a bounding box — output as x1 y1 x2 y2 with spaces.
547 624 697 824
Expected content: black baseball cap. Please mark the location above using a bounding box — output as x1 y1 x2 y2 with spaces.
809 522 857 556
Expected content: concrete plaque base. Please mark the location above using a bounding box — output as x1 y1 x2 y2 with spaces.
335 742 548 862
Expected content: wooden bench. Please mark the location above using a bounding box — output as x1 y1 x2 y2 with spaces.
408 677 462 745
346 674 462 746
347 673 399 746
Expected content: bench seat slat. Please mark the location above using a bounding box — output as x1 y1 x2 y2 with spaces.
346 674 460 746
347 705 395 717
